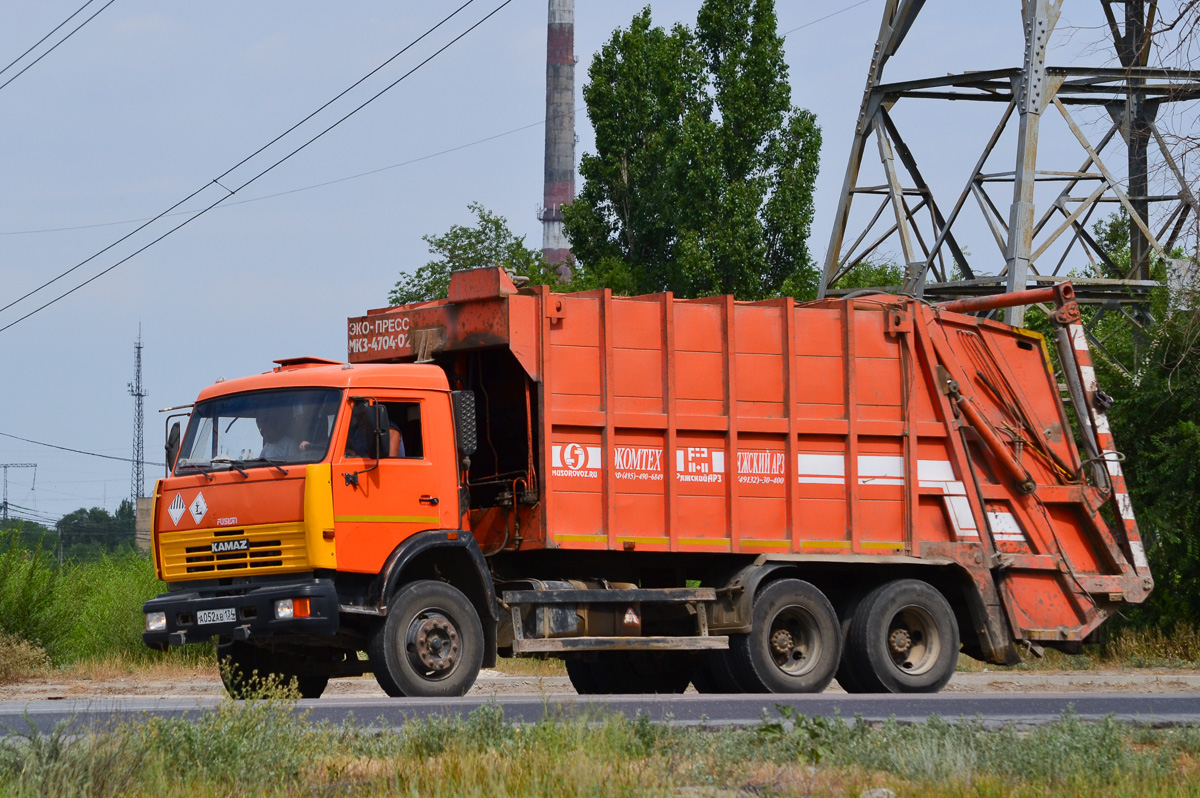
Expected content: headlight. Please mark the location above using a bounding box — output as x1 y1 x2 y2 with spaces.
145 612 167 632
274 598 311 619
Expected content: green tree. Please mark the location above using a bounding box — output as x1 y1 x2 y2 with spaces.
389 203 558 306
1061 212 1200 629
1109 309 1200 629
829 261 905 293
56 500 136 561
563 0 821 300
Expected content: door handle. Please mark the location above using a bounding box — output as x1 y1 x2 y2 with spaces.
419 495 440 506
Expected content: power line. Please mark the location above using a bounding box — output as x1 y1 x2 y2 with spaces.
0 3 863 238
0 430 164 466
3 502 59 525
781 0 874 36
0 108 581 237
0 0 517 335
0 0 481 320
0 0 98 78
0 0 117 94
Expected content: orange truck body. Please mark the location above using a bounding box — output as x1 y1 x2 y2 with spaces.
347 269 1150 647
144 268 1149 696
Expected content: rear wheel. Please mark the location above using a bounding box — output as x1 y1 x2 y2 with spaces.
564 658 602 694
571 652 692 694
368 580 484 698
693 646 755 693
730 579 840 693
216 640 329 699
844 579 958 693
835 594 870 693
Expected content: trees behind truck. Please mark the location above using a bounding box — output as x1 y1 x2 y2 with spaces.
143 269 1150 697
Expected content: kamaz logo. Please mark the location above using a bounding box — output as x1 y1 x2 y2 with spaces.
211 538 249 554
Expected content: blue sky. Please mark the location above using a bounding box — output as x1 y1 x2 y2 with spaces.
0 1 1126 523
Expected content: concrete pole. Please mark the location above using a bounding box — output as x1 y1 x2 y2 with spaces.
542 0 575 280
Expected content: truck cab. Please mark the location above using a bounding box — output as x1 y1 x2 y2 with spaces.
143 357 496 698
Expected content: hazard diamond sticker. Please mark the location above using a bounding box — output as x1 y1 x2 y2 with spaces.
189 492 208 524
167 494 186 526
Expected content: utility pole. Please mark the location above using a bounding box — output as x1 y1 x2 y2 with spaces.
128 327 146 505
0 463 36 521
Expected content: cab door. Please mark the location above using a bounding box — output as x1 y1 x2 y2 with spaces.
331 393 457 573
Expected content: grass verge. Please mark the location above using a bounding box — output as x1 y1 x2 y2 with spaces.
2 698 1200 797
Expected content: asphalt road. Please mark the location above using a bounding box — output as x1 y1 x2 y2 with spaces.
3 692 1199 735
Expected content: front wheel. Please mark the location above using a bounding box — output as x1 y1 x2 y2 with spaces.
729 579 841 693
843 579 959 693
368 580 484 698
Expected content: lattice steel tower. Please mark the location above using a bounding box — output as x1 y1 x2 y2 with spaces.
128 328 146 503
821 0 1200 333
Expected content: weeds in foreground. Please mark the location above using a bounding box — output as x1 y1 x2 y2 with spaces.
3 698 1200 797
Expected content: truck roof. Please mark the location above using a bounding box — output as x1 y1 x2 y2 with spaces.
194 360 450 402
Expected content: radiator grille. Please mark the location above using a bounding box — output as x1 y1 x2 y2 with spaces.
158 524 308 579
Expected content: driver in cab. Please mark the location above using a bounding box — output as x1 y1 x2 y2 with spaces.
257 413 300 460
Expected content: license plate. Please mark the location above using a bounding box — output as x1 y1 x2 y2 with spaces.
197 608 236 625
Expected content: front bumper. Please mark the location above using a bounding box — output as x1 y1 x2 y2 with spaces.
142 578 339 648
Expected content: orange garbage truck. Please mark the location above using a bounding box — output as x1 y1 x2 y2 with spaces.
143 268 1151 697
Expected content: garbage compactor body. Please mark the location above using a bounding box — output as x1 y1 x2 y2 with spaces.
348 269 1152 662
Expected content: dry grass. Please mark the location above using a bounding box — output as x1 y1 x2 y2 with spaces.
0 632 49 684
54 653 215 682
491 655 567 677
958 623 1200 672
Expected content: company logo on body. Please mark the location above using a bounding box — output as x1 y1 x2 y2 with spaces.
550 443 728 483
551 443 601 478
211 538 249 554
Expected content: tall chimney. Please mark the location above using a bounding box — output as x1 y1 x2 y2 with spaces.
541 0 575 280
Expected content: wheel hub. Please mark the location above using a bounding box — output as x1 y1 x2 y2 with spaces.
888 628 912 655
412 616 460 672
770 628 794 656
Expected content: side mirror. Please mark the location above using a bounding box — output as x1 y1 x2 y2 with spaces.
165 422 181 474
372 404 390 459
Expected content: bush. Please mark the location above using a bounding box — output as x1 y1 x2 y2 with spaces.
0 632 49 684
55 551 168 664
0 530 72 660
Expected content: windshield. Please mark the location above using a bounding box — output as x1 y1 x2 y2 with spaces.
175 388 341 473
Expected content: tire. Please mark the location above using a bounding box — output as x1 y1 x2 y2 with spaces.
729 579 841 694
368 580 484 698
696 646 756 693
216 639 329 699
689 659 726 693
578 652 693 694
834 594 870 694
565 658 602 694
844 579 959 693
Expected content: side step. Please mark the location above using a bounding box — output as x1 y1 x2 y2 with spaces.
502 586 729 654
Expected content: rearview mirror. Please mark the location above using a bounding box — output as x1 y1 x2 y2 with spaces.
372 404 390 459
166 422 181 474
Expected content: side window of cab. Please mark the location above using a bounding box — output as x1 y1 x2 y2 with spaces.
343 401 423 459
